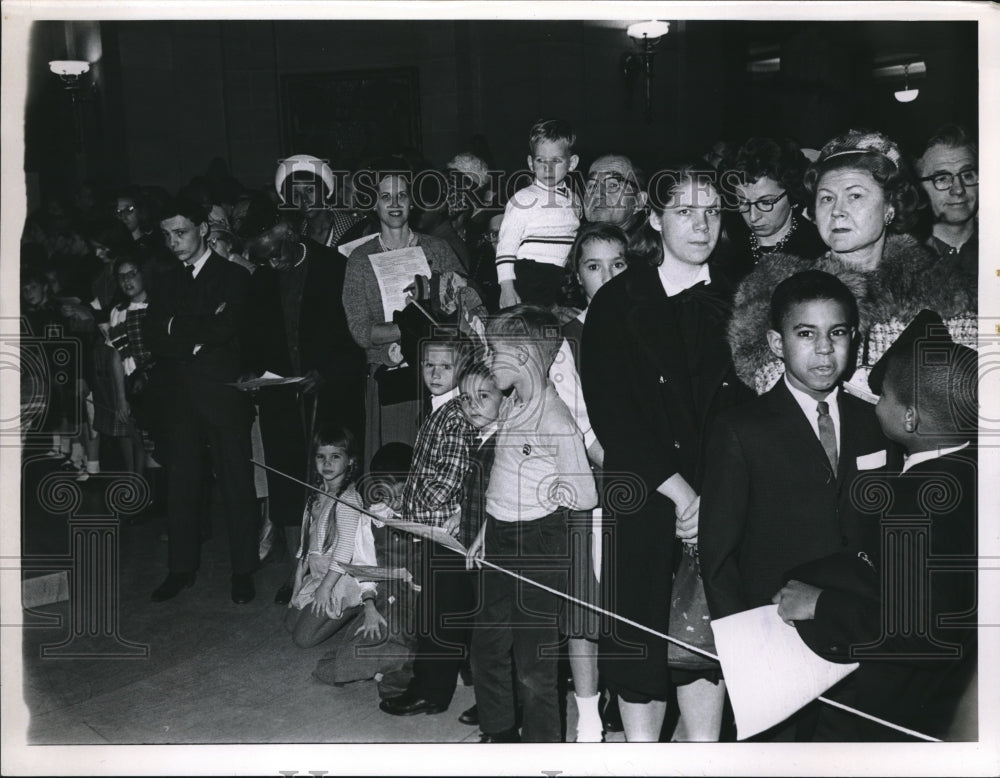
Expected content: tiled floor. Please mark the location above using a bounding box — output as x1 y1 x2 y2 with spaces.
17 452 605 748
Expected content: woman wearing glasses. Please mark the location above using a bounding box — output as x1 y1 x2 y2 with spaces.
114 187 175 288
720 137 826 283
729 129 977 397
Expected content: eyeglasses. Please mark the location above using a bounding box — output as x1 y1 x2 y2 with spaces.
919 169 978 191
115 205 136 216
736 191 788 213
116 270 139 281
585 175 634 195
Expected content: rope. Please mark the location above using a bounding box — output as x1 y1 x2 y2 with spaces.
251 459 941 742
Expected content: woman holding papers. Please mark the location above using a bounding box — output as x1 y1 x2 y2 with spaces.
342 166 465 458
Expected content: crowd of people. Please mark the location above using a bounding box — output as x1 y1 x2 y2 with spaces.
19 118 978 743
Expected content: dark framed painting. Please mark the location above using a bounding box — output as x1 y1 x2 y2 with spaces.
280 66 421 168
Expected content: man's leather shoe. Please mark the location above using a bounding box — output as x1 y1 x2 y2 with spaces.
151 572 196 602
379 690 446 716
231 573 256 604
458 704 479 725
600 690 623 733
479 726 520 743
274 583 293 605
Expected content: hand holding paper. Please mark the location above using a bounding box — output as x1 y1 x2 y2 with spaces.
711 604 858 739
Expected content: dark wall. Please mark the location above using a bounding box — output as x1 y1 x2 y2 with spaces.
24 19 978 199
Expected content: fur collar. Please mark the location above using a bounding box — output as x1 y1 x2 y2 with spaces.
728 232 977 389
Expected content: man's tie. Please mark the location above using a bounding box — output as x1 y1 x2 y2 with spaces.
817 400 838 474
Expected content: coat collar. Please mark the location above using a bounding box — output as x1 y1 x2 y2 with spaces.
622 264 735 425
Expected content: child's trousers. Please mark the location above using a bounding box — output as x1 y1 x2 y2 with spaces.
471 510 569 742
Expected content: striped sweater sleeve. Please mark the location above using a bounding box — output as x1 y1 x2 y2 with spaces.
327 488 363 573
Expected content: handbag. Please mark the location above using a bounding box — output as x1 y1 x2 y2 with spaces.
666 542 719 671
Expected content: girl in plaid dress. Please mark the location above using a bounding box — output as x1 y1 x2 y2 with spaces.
106 258 154 476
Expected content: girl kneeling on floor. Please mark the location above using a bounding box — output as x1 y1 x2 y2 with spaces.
285 425 385 648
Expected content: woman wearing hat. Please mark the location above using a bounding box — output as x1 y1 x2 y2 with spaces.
728 129 977 398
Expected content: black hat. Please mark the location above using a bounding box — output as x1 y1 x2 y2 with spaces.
233 193 280 241
868 309 953 395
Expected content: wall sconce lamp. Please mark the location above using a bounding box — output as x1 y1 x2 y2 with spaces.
48 60 93 150
894 63 919 103
623 21 670 123
49 60 91 88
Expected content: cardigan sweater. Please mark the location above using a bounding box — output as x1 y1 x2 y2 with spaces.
342 232 464 368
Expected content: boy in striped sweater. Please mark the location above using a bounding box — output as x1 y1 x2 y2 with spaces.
496 119 581 308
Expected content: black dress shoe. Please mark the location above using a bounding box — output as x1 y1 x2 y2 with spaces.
274 583 293 605
600 690 623 733
379 690 447 716
458 704 479 725
479 726 520 743
231 573 256 604
151 572 196 602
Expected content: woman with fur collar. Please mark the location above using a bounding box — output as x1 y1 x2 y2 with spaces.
728 129 977 398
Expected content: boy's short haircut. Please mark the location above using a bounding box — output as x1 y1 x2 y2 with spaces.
884 342 978 435
458 359 494 385
486 304 563 370
21 266 48 288
769 269 860 332
529 119 576 155
422 331 471 367
160 195 209 228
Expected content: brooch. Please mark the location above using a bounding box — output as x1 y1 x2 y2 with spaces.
522 444 532 456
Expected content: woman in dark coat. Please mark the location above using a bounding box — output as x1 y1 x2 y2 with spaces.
581 163 753 741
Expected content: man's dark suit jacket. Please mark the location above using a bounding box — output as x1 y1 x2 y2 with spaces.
797 446 978 740
700 378 889 620
244 239 365 427
145 251 251 428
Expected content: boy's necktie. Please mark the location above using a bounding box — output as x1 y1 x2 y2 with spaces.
817 400 838 473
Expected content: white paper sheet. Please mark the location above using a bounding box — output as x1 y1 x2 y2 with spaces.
367 246 432 322
337 232 375 258
229 371 304 390
710 604 858 739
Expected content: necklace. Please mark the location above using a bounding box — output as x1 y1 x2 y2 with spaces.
750 214 798 264
378 231 417 252
292 242 308 268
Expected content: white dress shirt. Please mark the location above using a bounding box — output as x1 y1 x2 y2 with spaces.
902 441 970 474
657 261 711 298
784 375 841 455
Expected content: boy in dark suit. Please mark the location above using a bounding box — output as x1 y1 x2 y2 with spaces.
777 310 978 740
146 196 259 604
701 269 890 621
700 269 890 740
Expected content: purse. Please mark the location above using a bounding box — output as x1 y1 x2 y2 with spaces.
666 542 719 671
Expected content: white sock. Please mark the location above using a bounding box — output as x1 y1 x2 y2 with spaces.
86 460 100 474
70 442 85 466
574 693 603 742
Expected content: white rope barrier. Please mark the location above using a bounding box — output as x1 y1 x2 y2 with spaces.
252 459 941 742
